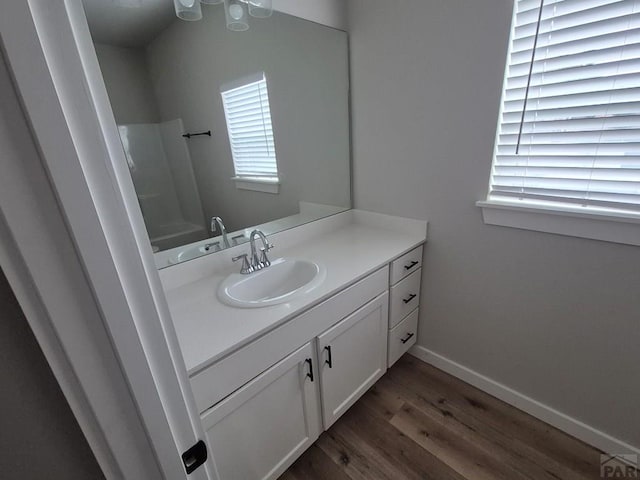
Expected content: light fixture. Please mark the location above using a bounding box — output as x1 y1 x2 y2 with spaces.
173 0 203 21
247 0 272 18
175 0 273 31
224 0 249 31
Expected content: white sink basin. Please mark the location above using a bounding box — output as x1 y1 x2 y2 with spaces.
218 257 326 308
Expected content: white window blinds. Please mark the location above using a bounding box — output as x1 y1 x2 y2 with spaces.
221 73 278 179
489 0 640 213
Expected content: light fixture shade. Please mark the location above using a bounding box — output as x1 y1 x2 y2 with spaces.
200 0 223 4
224 0 249 31
248 0 272 18
174 0 203 21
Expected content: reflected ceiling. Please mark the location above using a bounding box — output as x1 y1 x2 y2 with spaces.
82 0 174 48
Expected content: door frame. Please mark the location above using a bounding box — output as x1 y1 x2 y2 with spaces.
0 1 217 479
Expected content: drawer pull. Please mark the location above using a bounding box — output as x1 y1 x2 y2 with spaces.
404 260 419 271
400 332 415 344
403 293 417 304
324 346 333 368
305 358 314 382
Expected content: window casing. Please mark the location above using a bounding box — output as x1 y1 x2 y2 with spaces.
221 73 279 191
480 0 640 245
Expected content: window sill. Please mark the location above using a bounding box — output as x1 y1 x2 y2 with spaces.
232 177 280 194
477 200 640 247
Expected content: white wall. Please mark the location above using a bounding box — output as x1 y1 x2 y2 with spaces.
348 0 640 451
94 43 159 124
146 8 351 232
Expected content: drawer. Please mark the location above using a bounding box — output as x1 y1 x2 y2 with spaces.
388 308 419 367
190 266 389 413
389 268 421 328
390 245 423 285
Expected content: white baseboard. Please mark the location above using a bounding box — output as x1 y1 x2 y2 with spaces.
409 345 640 457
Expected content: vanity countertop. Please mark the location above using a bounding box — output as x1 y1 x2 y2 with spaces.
163 211 427 375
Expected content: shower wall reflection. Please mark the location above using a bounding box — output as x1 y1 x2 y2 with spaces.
119 120 207 251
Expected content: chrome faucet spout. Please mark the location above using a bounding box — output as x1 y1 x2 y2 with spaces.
211 216 231 248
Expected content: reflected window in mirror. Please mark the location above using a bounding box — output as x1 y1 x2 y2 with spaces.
221 73 279 194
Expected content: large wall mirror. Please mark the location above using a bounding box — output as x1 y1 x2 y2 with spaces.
82 0 351 269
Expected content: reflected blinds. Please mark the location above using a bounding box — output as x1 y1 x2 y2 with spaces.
221 73 278 179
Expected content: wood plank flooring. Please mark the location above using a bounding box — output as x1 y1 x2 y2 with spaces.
280 354 613 480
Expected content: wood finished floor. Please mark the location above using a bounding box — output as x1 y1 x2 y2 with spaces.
280 354 612 480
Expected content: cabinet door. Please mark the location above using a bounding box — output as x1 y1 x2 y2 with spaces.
201 342 321 480
317 292 388 428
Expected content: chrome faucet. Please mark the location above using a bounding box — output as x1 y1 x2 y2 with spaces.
233 230 274 274
249 230 274 270
210 216 230 249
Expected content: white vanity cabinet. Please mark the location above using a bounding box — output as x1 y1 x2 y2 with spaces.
192 268 389 480
188 240 425 480
201 342 321 480
317 292 388 428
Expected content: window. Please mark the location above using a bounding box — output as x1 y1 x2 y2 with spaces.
221 72 279 193
480 0 640 246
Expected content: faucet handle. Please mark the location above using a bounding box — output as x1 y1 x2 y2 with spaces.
259 245 274 267
232 253 252 274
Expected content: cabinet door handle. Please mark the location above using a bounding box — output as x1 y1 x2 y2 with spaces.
324 346 333 368
403 293 417 304
401 332 415 344
404 260 419 271
305 358 314 382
